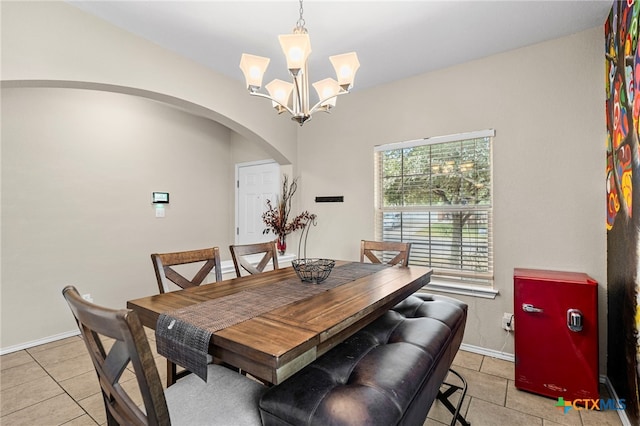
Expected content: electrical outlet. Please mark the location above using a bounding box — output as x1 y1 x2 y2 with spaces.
82 294 94 303
502 312 514 331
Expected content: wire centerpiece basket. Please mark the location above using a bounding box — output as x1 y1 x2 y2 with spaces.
292 258 335 284
291 215 335 284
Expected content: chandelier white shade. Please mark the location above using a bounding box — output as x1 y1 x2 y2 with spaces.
239 1 360 125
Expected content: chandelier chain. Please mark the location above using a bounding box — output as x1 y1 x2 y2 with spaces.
296 0 306 32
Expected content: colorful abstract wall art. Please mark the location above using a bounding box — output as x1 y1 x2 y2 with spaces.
605 1 640 423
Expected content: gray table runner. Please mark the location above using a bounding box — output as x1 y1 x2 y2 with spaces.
155 262 389 381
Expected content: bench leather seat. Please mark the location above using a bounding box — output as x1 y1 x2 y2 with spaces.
259 293 468 426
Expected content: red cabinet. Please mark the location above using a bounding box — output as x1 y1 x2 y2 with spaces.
514 268 599 400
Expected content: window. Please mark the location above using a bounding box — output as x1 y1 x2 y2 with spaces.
375 129 494 286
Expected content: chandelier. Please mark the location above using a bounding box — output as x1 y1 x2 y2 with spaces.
239 0 360 126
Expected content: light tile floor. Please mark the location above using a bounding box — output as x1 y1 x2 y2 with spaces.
1 332 624 426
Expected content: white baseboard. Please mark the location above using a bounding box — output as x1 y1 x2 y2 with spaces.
460 343 515 362
220 253 295 276
601 376 633 426
0 329 80 355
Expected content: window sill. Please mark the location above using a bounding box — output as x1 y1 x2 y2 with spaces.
420 279 499 299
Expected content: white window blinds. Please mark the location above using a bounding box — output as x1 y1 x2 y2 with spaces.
374 129 494 285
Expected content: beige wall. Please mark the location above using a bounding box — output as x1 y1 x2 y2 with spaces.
1 87 236 345
1 1 607 373
1 87 279 349
298 27 607 370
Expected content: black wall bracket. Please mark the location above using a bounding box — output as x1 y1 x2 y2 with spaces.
315 196 344 203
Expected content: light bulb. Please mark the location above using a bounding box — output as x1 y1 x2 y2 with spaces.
274 88 287 101
288 47 303 63
338 65 352 79
249 66 262 80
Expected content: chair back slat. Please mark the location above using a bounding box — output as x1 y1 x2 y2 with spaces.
191 259 218 285
151 247 222 293
360 240 412 267
229 241 279 277
62 285 170 426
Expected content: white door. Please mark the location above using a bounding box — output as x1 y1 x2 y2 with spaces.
236 161 280 244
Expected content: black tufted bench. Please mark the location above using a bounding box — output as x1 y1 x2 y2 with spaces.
259 293 469 426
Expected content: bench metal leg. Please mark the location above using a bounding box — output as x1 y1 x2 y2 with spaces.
437 368 471 426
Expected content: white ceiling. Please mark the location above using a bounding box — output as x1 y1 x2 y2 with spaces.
68 1 612 92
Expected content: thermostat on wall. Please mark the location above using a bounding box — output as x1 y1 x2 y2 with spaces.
152 192 169 204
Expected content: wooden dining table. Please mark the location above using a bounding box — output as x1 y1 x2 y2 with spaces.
127 261 432 385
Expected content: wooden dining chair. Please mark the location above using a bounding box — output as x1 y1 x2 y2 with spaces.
62 285 265 426
151 247 222 386
360 240 412 267
151 247 222 294
229 240 279 277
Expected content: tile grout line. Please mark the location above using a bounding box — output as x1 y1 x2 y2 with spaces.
1 349 72 420
25 345 100 425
